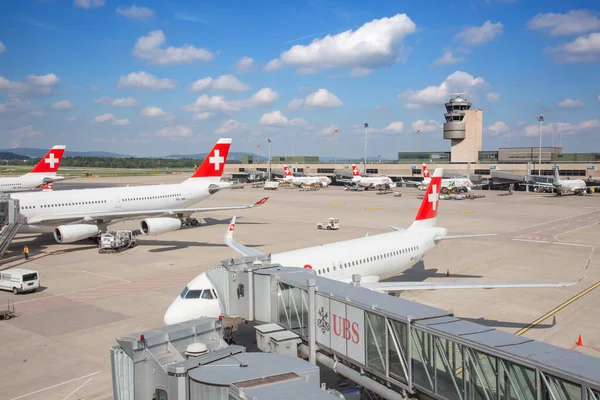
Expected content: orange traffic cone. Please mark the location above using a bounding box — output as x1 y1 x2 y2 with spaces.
576 335 583 346
446 270 450 277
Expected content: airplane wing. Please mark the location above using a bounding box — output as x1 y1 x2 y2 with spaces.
363 248 593 292
224 216 265 257
436 234 497 240
26 197 269 226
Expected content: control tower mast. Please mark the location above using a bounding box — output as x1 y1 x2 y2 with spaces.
443 94 482 163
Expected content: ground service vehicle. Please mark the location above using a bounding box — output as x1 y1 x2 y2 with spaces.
0 268 40 294
317 217 340 230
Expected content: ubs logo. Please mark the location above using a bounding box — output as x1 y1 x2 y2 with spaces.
317 306 330 334
332 314 360 344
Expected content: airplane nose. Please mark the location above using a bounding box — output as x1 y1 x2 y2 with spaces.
163 298 186 325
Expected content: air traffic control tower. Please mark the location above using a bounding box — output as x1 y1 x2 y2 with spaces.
443 94 483 163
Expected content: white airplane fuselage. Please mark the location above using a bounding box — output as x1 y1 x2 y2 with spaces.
0 173 57 193
555 179 586 194
353 176 393 188
13 181 212 233
419 177 472 191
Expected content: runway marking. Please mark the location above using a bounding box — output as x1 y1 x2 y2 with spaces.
9 371 100 400
454 268 473 275
486 257 504 265
461 210 475 214
513 239 593 248
515 280 600 336
365 207 380 211
515 249 530 255
61 377 93 400
80 270 132 283
506 208 600 234
330 203 344 207
554 222 599 241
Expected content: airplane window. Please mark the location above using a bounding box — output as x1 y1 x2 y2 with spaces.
333 266 336 271
201 290 214 299
180 286 189 298
327 268 330 272
185 290 202 299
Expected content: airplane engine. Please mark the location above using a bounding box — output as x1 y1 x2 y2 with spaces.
320 182 329 188
54 224 99 243
140 217 182 236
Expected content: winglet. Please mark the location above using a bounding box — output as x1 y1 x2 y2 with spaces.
225 216 237 242
252 197 269 207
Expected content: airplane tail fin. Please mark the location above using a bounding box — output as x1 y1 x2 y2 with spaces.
408 168 443 230
553 165 560 184
351 164 361 177
42 183 53 191
283 165 293 177
27 145 65 175
185 138 231 183
422 163 430 178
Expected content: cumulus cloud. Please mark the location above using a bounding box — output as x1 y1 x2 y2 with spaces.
133 30 213 65
411 120 441 133
10 125 42 147
400 71 488 109
433 49 463 67
598 95 600 103
522 119 599 137
0 41 5 54
264 14 417 74
487 92 501 103
95 96 139 107
557 98 586 109
184 88 278 113
486 121 510 136
73 0 105 9
117 71 176 90
235 57 256 73
0 73 60 98
289 89 343 111
113 119 131 126
155 125 192 138
192 112 214 120
214 119 248 135
94 113 116 123
116 5 154 20
51 100 75 110
189 75 250 92
65 116 77 121
455 21 503 46
141 106 174 120
546 33 600 63
287 98 304 110
383 121 405 133
527 10 600 36
259 110 307 126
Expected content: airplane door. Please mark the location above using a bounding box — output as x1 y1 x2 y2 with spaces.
115 198 122 209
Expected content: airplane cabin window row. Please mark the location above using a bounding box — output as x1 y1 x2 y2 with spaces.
316 246 420 275
123 194 181 201
20 200 109 210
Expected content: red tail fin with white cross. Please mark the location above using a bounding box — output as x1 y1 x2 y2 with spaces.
409 168 443 230
186 138 231 182
283 165 293 177
351 164 361 177
27 145 65 175
422 163 430 178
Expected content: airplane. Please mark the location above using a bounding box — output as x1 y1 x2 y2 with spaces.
10 138 269 244
349 164 394 189
277 165 332 187
0 145 66 193
404 164 473 192
163 167 592 326
535 166 597 196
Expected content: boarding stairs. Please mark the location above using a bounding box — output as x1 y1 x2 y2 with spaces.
0 196 23 260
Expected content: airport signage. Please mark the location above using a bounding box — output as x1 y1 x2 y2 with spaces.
315 295 365 365
588 165 596 170
490 165 497 169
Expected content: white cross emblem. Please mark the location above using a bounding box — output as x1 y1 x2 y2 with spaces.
45 153 58 168
209 149 225 171
428 184 439 211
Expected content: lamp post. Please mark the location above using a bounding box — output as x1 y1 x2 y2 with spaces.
537 115 544 176
417 129 421 153
364 123 369 175
334 128 338 165
267 138 271 181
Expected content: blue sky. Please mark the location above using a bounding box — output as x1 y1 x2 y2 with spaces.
0 0 599 158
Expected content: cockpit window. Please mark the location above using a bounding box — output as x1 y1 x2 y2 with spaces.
180 286 189 299
201 290 214 299
185 290 203 299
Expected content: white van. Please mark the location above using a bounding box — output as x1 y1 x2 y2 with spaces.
0 268 40 294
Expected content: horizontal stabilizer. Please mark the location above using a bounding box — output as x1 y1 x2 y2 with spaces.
436 233 497 240
388 225 404 232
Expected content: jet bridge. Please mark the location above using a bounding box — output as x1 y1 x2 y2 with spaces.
208 255 600 400
0 195 22 259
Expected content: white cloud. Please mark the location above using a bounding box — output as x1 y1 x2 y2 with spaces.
547 33 600 63
94 113 116 123
288 98 304 110
259 110 307 126
51 100 75 110
400 71 487 109
0 41 5 54
304 89 343 109
141 106 174 120
117 71 176 90
193 112 214 120
486 121 510 136
522 119 599 137
527 10 600 36
184 88 278 113
433 49 463 67
133 30 213 65
10 125 42 137
235 57 256 73
557 98 586 109
95 96 139 107
113 119 131 126
0 104 5 113
0 73 60 98
313 124 339 137
73 0 105 9
383 121 405 133
30 110 45 116
265 14 416 74
487 92 501 103
65 116 77 121
189 75 250 92
90 85 101 91
214 119 248 135
411 120 441 133
598 95 600 103
455 21 503 46
116 5 154 20
155 125 192 138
